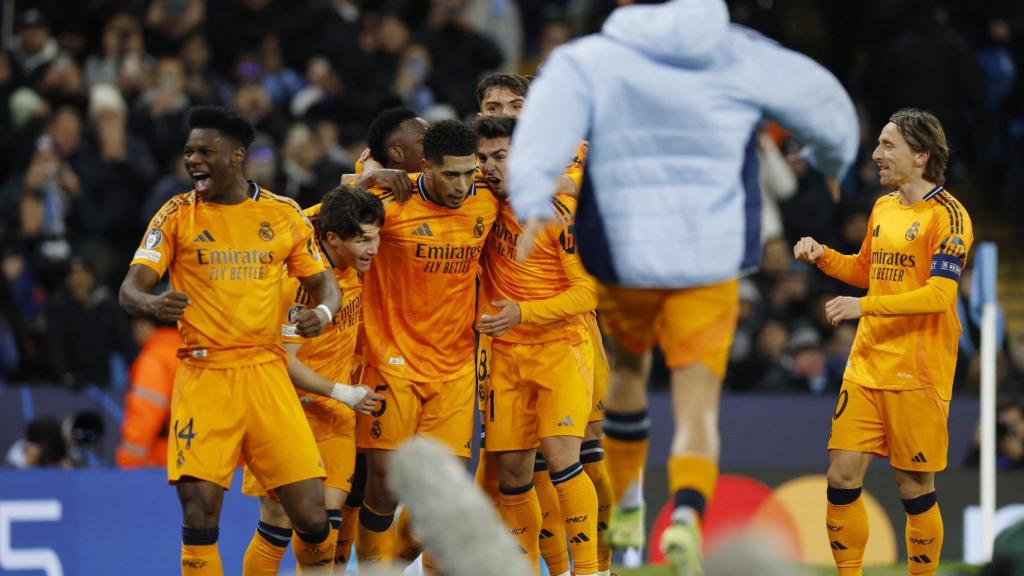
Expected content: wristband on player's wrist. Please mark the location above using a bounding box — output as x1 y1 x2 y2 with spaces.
315 304 334 325
330 383 368 407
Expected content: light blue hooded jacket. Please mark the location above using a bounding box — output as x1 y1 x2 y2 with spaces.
508 0 858 288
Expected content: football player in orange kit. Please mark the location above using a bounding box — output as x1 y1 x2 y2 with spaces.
119 106 341 575
476 73 613 575
354 119 500 569
795 108 973 576
240 186 385 575
475 116 601 575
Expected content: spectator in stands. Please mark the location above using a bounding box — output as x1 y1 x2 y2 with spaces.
234 78 289 144
179 32 228 107
419 0 504 117
277 122 346 207
43 255 136 389
117 315 181 468
71 84 158 282
144 0 206 57
84 12 149 92
132 57 191 167
965 399 1024 469
8 9 60 87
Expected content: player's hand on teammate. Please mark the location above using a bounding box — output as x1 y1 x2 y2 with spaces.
353 385 384 415
148 290 189 322
825 296 862 326
793 236 824 264
358 168 412 202
478 300 522 337
294 307 329 338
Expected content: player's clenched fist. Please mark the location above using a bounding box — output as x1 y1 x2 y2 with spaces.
793 236 824 264
149 290 189 322
294 307 329 338
825 296 862 326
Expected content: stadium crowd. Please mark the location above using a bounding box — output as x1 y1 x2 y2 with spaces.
0 0 1023 465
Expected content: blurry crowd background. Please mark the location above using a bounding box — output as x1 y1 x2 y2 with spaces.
0 0 1023 468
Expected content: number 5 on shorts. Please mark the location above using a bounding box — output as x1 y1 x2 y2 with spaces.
371 385 388 417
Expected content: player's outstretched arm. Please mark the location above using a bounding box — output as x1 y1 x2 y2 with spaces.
282 342 382 414
119 265 189 322
294 269 341 338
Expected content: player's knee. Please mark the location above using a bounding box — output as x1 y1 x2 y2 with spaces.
826 461 863 489
364 466 396 512
497 456 534 488
290 505 328 534
894 472 934 500
180 500 218 529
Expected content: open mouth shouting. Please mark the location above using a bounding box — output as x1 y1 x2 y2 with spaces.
191 172 212 194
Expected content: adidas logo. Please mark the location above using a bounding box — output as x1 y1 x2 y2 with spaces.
539 529 555 539
597 521 608 533
557 415 575 427
909 555 932 564
912 452 928 463
411 223 434 237
193 230 215 242
830 540 848 551
569 532 591 545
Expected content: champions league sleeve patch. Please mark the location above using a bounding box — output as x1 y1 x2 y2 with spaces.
930 253 963 281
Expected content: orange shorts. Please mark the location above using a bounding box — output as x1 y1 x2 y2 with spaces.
582 313 608 423
168 360 324 490
483 332 593 452
597 278 740 377
828 381 950 472
242 396 357 496
356 364 476 458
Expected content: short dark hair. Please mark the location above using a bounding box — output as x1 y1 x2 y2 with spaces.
474 115 516 141
187 105 256 150
316 185 385 240
367 107 419 165
888 108 949 186
422 120 477 164
475 73 530 109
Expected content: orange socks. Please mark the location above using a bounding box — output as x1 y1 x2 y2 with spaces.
534 463 570 576
242 522 290 575
551 462 599 575
668 454 717 525
603 410 649 506
498 481 543 571
826 486 869 576
904 492 943 575
356 503 395 567
181 527 223 576
581 440 613 572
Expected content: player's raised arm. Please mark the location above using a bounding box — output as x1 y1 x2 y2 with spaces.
294 270 340 338
801 211 874 290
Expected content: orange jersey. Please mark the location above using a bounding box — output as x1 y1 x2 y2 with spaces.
480 193 597 343
280 266 362 385
362 173 499 380
131 184 327 368
818 188 973 399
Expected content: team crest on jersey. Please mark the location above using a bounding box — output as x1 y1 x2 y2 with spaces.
370 420 382 440
144 228 163 249
259 221 275 241
474 216 485 238
287 305 304 323
905 221 920 241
